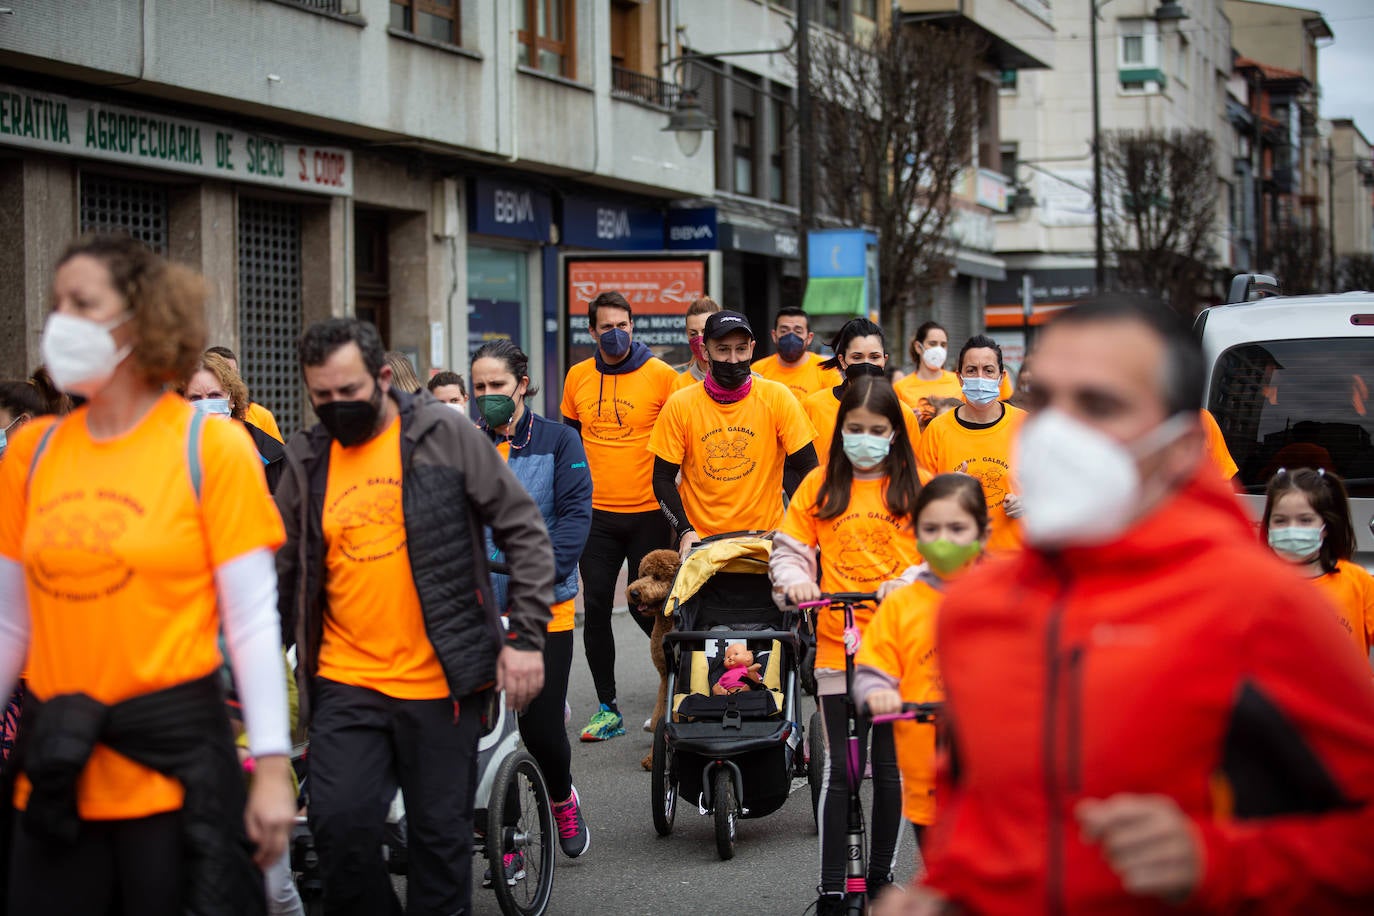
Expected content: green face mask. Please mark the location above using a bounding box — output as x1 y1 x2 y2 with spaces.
476 394 517 428
918 539 982 579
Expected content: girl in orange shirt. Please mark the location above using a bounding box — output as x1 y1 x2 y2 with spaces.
854 473 989 854
0 235 294 914
803 318 922 460
1263 467 1374 667
772 376 923 910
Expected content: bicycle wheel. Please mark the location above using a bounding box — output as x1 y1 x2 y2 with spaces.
487 749 556 916
807 709 825 832
650 719 677 837
712 768 737 861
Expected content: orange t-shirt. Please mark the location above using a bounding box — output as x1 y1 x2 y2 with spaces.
0 394 284 819
316 416 449 700
1313 560 1374 665
893 371 963 425
495 441 574 634
802 386 923 464
245 401 283 442
752 353 841 403
672 366 704 393
778 468 922 670
648 379 815 537
1199 408 1238 480
916 404 1028 554
560 357 679 513
857 580 943 824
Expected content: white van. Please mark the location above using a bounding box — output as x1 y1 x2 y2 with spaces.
1196 287 1374 570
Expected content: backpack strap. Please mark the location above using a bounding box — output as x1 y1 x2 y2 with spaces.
24 422 60 498
186 410 206 502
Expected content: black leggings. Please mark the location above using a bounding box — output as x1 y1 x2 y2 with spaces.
8 810 186 915
578 509 672 707
817 694 903 894
517 629 575 802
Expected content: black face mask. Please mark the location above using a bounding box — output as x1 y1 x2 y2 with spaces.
709 357 753 389
316 381 382 447
844 362 886 382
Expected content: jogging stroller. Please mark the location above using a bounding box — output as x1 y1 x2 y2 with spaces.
648 533 808 860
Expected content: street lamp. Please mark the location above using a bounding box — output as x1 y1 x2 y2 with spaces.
662 89 714 157
1090 1 1189 293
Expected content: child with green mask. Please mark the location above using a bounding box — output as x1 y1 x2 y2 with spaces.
852 472 989 851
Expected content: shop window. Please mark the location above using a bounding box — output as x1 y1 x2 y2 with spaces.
390 0 458 45
79 174 169 254
467 246 529 361
354 210 391 348
239 198 304 438
734 111 756 197
517 0 576 79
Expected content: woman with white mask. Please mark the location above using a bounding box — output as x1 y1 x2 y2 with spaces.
771 376 924 911
0 235 294 915
915 334 1028 554
894 321 963 427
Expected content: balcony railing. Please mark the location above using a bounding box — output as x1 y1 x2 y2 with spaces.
612 65 681 110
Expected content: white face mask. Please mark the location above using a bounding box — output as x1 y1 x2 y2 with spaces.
921 345 947 370
41 311 134 397
1015 408 1195 548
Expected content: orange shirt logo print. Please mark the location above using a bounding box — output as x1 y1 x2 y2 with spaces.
587 398 636 441
965 457 1011 507
329 477 406 562
833 525 898 583
30 489 139 600
702 427 757 482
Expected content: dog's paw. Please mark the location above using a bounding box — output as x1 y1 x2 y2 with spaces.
640 752 653 771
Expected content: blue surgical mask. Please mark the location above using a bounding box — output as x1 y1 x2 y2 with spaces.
599 327 631 359
961 376 1001 405
776 333 807 362
1268 525 1324 561
841 432 893 470
193 398 232 418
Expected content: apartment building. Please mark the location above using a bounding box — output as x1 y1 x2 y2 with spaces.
1326 119 1374 283
0 0 713 428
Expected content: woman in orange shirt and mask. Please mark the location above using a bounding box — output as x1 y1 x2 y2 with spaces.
0 235 294 914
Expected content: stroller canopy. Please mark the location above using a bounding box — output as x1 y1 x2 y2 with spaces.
665 535 774 617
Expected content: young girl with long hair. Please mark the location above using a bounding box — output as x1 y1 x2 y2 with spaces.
770 376 924 913
853 473 989 853
803 318 922 461
1262 467 1374 666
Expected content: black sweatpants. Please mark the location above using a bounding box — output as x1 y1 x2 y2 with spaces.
8 810 186 915
517 629 575 802
578 508 673 708
817 694 903 895
308 678 481 916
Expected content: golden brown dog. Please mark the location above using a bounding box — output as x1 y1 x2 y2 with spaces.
626 548 680 771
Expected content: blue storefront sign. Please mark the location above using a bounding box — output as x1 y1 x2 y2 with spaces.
469 177 553 243
666 207 718 249
562 196 663 251
808 229 872 279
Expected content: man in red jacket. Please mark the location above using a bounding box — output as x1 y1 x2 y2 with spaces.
879 299 1374 914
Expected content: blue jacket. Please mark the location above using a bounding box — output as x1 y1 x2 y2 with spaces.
483 407 593 608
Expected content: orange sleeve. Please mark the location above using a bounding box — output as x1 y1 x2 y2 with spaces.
647 389 688 464
778 466 823 548
198 416 286 566
247 403 284 443
0 417 57 562
857 588 908 679
774 385 818 454
915 415 942 483
902 408 923 455
559 364 579 419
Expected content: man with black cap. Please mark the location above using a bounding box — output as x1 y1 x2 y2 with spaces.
649 310 819 558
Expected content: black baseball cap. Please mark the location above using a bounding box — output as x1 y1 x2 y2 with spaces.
703 310 755 341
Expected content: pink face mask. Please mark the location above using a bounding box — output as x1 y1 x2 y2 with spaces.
689 336 706 362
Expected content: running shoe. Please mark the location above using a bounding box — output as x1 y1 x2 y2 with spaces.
481 851 526 888
551 786 591 858
579 704 625 742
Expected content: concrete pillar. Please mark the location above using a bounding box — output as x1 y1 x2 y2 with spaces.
0 156 78 379
168 181 237 351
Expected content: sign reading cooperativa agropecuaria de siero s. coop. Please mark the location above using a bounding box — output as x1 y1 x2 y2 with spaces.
0 84 352 196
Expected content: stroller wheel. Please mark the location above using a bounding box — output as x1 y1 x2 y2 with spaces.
712 769 737 861
807 709 825 833
650 719 677 837
487 749 556 916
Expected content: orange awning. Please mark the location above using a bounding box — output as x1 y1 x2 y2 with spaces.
985 301 1077 328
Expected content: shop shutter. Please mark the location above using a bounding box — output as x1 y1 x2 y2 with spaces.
238 197 303 438
78 174 169 254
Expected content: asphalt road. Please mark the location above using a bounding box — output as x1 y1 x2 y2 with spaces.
466 608 920 916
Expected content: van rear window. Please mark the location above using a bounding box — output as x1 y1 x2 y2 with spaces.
1209 339 1374 496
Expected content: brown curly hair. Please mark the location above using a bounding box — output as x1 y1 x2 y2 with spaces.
56 235 206 386
176 352 250 421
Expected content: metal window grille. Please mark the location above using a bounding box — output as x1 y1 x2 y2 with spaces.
238 198 304 438
79 174 169 254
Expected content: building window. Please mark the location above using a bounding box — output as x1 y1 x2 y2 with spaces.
999 69 1018 93
769 98 788 203
1000 143 1019 182
856 0 878 20
390 0 457 45
1121 33 1143 65
517 0 576 78
821 0 842 31
1118 18 1162 92
734 111 755 196
1175 35 1189 85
